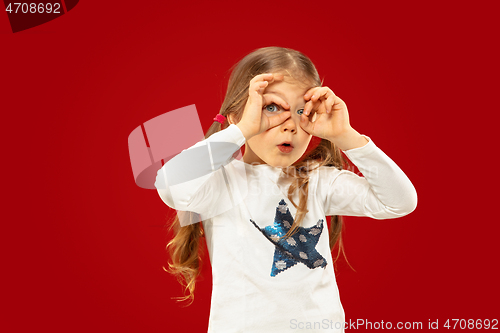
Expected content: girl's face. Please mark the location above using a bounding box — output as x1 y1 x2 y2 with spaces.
242 76 316 168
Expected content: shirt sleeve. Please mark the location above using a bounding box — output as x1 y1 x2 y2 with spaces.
154 124 247 221
319 137 418 219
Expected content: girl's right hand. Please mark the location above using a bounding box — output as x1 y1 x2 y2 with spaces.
236 73 292 140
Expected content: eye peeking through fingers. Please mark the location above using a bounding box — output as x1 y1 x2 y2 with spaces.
264 104 306 118
265 104 279 112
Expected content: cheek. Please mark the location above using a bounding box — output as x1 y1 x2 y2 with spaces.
256 131 273 143
247 135 267 151
297 137 313 153
298 131 312 144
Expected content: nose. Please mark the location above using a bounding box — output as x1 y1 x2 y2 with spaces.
281 114 298 133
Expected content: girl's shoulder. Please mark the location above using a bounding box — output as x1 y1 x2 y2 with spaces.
308 159 345 175
313 162 356 186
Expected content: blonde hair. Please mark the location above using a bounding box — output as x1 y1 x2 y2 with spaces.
164 46 353 306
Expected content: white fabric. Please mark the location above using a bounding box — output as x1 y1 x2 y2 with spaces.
155 124 417 333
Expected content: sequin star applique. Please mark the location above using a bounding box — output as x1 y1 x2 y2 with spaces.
250 199 327 277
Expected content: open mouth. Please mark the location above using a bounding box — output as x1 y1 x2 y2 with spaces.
277 142 294 153
278 142 294 148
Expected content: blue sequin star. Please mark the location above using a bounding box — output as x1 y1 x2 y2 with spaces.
250 199 327 277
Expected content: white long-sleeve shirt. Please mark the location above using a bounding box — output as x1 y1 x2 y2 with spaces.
155 124 417 333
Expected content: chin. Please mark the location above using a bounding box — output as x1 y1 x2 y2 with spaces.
269 158 298 169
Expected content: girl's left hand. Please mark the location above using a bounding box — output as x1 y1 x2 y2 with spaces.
299 86 352 141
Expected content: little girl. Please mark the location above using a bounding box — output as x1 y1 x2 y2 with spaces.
155 46 417 332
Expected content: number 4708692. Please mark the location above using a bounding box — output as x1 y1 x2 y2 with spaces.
444 319 498 330
5 3 61 14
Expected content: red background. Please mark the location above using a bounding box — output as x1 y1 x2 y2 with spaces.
2 1 498 332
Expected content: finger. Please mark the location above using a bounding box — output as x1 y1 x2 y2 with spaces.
312 88 336 114
268 72 285 83
310 87 331 103
255 80 269 94
299 112 314 134
250 73 287 98
249 79 268 93
303 87 320 101
268 111 291 128
303 100 313 115
250 73 272 85
251 73 285 86
303 99 321 116
325 94 336 113
249 75 270 96
262 93 290 111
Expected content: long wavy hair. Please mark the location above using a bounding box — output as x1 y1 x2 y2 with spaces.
164 46 353 306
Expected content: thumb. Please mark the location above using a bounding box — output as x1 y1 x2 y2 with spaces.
268 111 291 128
299 114 313 134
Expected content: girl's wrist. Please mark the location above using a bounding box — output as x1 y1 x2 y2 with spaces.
328 128 369 151
236 123 254 141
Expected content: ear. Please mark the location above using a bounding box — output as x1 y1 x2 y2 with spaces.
227 114 234 125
